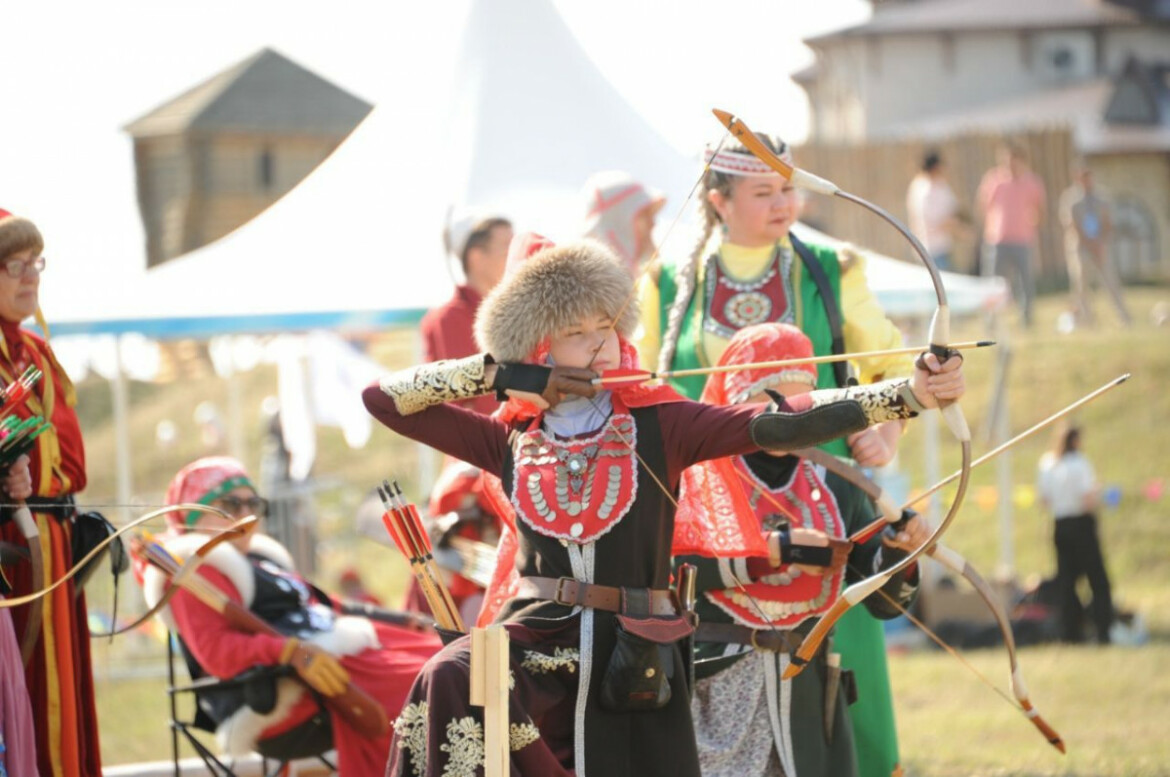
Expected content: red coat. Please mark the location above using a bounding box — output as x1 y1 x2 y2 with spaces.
0 320 96 777
419 286 498 416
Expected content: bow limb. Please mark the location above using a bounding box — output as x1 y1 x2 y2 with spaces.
11 504 43 666
709 109 973 678
0 503 232 610
797 448 1065 752
927 543 1066 752
89 513 257 638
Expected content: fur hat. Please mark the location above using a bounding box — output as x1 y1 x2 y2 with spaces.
475 239 638 362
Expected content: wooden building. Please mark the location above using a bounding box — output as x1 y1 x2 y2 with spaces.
794 0 1170 282
125 48 372 268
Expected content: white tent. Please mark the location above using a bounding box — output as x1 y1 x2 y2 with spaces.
42 0 1005 340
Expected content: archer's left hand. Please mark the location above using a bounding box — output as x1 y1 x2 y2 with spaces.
910 351 965 409
882 512 931 552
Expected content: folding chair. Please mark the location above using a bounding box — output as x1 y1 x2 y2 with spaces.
166 632 336 776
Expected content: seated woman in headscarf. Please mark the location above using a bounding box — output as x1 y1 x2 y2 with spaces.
142 456 442 776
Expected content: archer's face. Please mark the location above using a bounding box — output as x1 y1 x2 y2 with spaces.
549 313 620 372
710 176 798 247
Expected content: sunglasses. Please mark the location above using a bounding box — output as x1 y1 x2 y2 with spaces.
214 495 269 518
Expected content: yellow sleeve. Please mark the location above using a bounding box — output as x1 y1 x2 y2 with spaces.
840 255 914 382
634 271 662 371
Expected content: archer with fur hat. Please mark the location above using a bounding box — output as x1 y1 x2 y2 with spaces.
363 238 963 777
582 170 666 275
144 457 441 776
674 323 926 777
0 210 102 777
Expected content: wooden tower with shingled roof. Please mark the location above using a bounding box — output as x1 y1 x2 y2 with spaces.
125 48 372 268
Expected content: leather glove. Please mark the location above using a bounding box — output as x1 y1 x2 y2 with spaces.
750 389 868 452
279 638 350 698
492 363 597 408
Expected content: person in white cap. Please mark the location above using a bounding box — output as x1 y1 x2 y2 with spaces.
582 171 666 275
420 213 514 416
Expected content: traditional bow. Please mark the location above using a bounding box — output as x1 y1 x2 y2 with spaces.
0 503 233 611
793 446 1065 752
707 109 974 677
89 510 257 638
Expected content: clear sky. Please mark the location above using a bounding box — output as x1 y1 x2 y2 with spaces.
0 0 869 294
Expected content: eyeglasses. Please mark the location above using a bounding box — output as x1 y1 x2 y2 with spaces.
214 495 269 518
0 256 46 279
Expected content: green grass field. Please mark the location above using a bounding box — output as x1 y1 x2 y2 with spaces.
84 286 1170 774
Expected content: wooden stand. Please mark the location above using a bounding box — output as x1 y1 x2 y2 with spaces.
470 626 510 777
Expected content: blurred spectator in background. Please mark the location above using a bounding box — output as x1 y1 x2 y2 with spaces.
422 212 513 416
338 567 382 607
1059 162 1132 328
977 143 1046 327
907 150 965 272
581 170 665 276
1037 425 1115 645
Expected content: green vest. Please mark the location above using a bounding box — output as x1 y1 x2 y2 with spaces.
657 241 849 457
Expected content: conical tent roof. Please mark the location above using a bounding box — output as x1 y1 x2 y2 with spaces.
447 0 694 237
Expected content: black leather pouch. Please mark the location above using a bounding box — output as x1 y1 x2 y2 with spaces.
71 511 129 589
599 615 693 712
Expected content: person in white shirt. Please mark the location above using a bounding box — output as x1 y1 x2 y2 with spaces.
1037 425 1114 644
906 151 964 272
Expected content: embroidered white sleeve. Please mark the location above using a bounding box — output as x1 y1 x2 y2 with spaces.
809 378 916 425
379 354 491 415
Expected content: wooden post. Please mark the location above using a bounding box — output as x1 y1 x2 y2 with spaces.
469 626 510 777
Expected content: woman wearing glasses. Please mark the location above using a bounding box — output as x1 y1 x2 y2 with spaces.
144 457 441 775
0 211 101 777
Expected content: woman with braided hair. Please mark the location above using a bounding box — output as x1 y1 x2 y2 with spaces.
637 134 916 777
363 237 962 777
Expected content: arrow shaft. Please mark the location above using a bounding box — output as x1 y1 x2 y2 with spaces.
597 340 992 386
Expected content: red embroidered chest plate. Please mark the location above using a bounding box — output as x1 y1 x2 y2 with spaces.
707 457 847 628
702 247 796 341
510 400 639 544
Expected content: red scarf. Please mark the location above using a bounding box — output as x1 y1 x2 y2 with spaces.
672 323 818 558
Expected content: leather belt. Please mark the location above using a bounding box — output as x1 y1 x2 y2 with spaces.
695 622 804 653
514 576 678 616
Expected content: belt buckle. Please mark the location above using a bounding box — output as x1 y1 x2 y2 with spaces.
553 577 578 607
